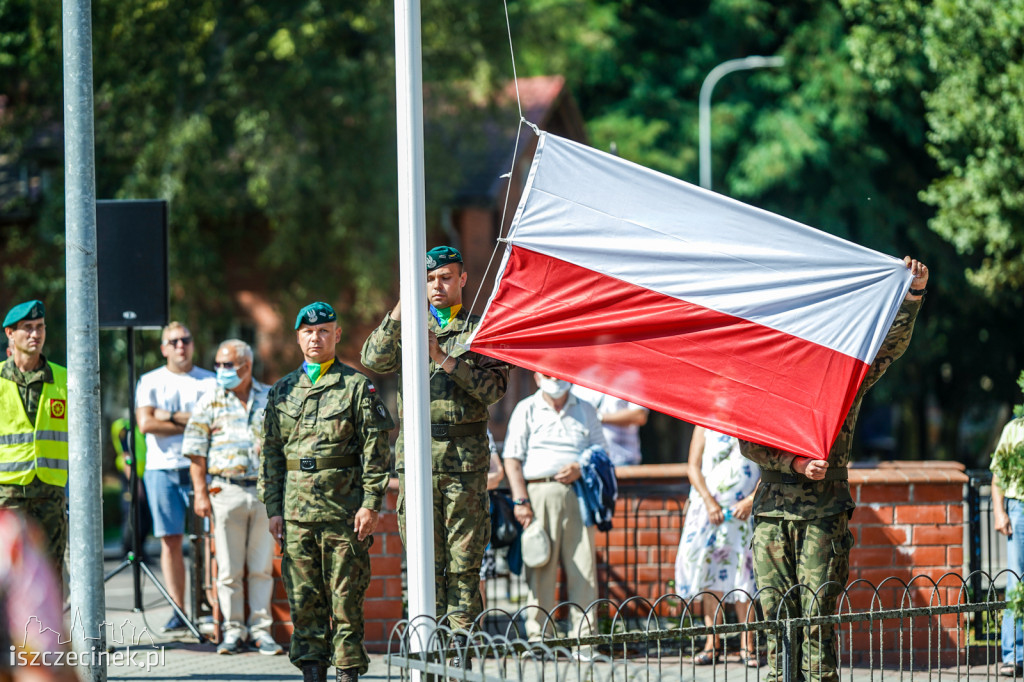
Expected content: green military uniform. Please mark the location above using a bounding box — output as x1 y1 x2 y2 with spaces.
361 306 508 631
740 298 922 682
0 356 68 575
259 360 394 674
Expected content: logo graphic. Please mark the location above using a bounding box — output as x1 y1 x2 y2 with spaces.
13 609 165 671
306 309 317 323
50 399 66 419
376 404 388 419
426 255 437 269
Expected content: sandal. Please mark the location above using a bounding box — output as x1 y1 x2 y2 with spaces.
693 648 722 665
1000 662 1024 677
739 649 762 668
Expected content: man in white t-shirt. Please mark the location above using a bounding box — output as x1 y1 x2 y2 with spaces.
135 321 215 632
571 385 648 466
991 416 1024 677
503 372 607 646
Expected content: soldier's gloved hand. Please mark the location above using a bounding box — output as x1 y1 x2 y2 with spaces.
354 508 379 541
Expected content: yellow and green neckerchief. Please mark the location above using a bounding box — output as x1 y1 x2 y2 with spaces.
303 358 335 383
429 303 461 328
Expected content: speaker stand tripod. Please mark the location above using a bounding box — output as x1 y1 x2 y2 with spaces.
103 327 205 643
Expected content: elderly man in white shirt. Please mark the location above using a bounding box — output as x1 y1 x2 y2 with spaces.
503 372 607 644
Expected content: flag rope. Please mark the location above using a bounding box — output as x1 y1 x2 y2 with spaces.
430 0 538 377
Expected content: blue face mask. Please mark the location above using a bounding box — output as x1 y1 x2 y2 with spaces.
216 367 241 390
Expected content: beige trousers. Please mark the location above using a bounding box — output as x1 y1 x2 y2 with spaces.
210 480 275 640
523 480 597 641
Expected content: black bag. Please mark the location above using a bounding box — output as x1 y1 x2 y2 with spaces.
489 490 522 549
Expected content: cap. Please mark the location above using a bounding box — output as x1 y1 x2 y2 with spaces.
3 300 45 329
425 246 463 272
294 302 337 330
520 521 551 568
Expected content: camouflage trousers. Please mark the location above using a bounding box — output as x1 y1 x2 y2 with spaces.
753 512 853 682
0 481 67 578
282 519 372 674
398 471 489 631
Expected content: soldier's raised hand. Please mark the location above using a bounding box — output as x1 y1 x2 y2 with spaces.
793 456 829 481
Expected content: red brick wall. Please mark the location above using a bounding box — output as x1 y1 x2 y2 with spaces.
269 463 969 658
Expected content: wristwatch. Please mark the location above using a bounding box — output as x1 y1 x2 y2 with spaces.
512 498 530 506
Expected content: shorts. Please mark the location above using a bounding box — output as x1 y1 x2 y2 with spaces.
143 467 191 538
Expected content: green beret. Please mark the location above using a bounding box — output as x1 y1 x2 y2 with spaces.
3 300 45 328
295 301 337 330
426 245 463 272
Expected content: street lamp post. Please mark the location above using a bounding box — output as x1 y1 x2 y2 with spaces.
698 55 785 190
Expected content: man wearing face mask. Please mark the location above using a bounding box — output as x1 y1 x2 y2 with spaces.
182 339 281 656
361 246 509 660
502 372 607 645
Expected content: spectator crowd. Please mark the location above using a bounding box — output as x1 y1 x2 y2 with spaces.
1 249 942 682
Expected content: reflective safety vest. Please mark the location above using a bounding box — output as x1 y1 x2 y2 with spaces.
0 361 69 487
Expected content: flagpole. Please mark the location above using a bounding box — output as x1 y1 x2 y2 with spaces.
394 0 436 664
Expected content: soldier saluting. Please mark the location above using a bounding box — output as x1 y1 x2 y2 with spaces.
260 302 395 682
361 246 509 665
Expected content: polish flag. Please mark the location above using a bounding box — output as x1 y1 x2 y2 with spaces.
468 133 912 460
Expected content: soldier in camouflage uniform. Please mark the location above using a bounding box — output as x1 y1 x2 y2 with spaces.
260 302 395 682
361 246 509 647
740 258 929 682
0 300 68 577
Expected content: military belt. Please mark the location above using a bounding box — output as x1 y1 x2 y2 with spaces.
759 467 848 484
286 454 360 472
430 421 488 440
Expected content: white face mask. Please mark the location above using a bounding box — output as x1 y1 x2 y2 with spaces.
539 378 571 399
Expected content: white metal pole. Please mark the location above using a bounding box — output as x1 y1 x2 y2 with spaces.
698 55 785 190
394 0 437 659
62 0 107 678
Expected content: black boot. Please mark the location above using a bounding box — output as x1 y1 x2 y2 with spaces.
302 662 328 682
449 635 472 671
336 668 358 682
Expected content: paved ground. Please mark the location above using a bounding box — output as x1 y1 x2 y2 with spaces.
97 551 390 681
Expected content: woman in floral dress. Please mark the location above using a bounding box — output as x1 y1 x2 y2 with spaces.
674 426 760 666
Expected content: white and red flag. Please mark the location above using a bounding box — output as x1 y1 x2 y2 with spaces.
467 133 912 460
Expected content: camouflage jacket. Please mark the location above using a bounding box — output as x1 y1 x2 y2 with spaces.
740 298 922 520
259 360 395 522
360 308 509 473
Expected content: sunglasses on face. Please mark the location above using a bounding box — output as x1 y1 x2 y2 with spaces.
213 361 242 369
164 336 192 347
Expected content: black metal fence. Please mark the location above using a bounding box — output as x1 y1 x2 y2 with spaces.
390 571 1020 681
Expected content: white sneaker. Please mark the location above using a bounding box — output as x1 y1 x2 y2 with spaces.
253 631 284 656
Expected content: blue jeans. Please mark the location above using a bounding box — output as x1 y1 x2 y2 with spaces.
1004 498 1024 664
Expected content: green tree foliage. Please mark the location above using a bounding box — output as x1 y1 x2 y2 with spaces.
2 0 517 353
844 1 1024 294
3 0 1022 462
